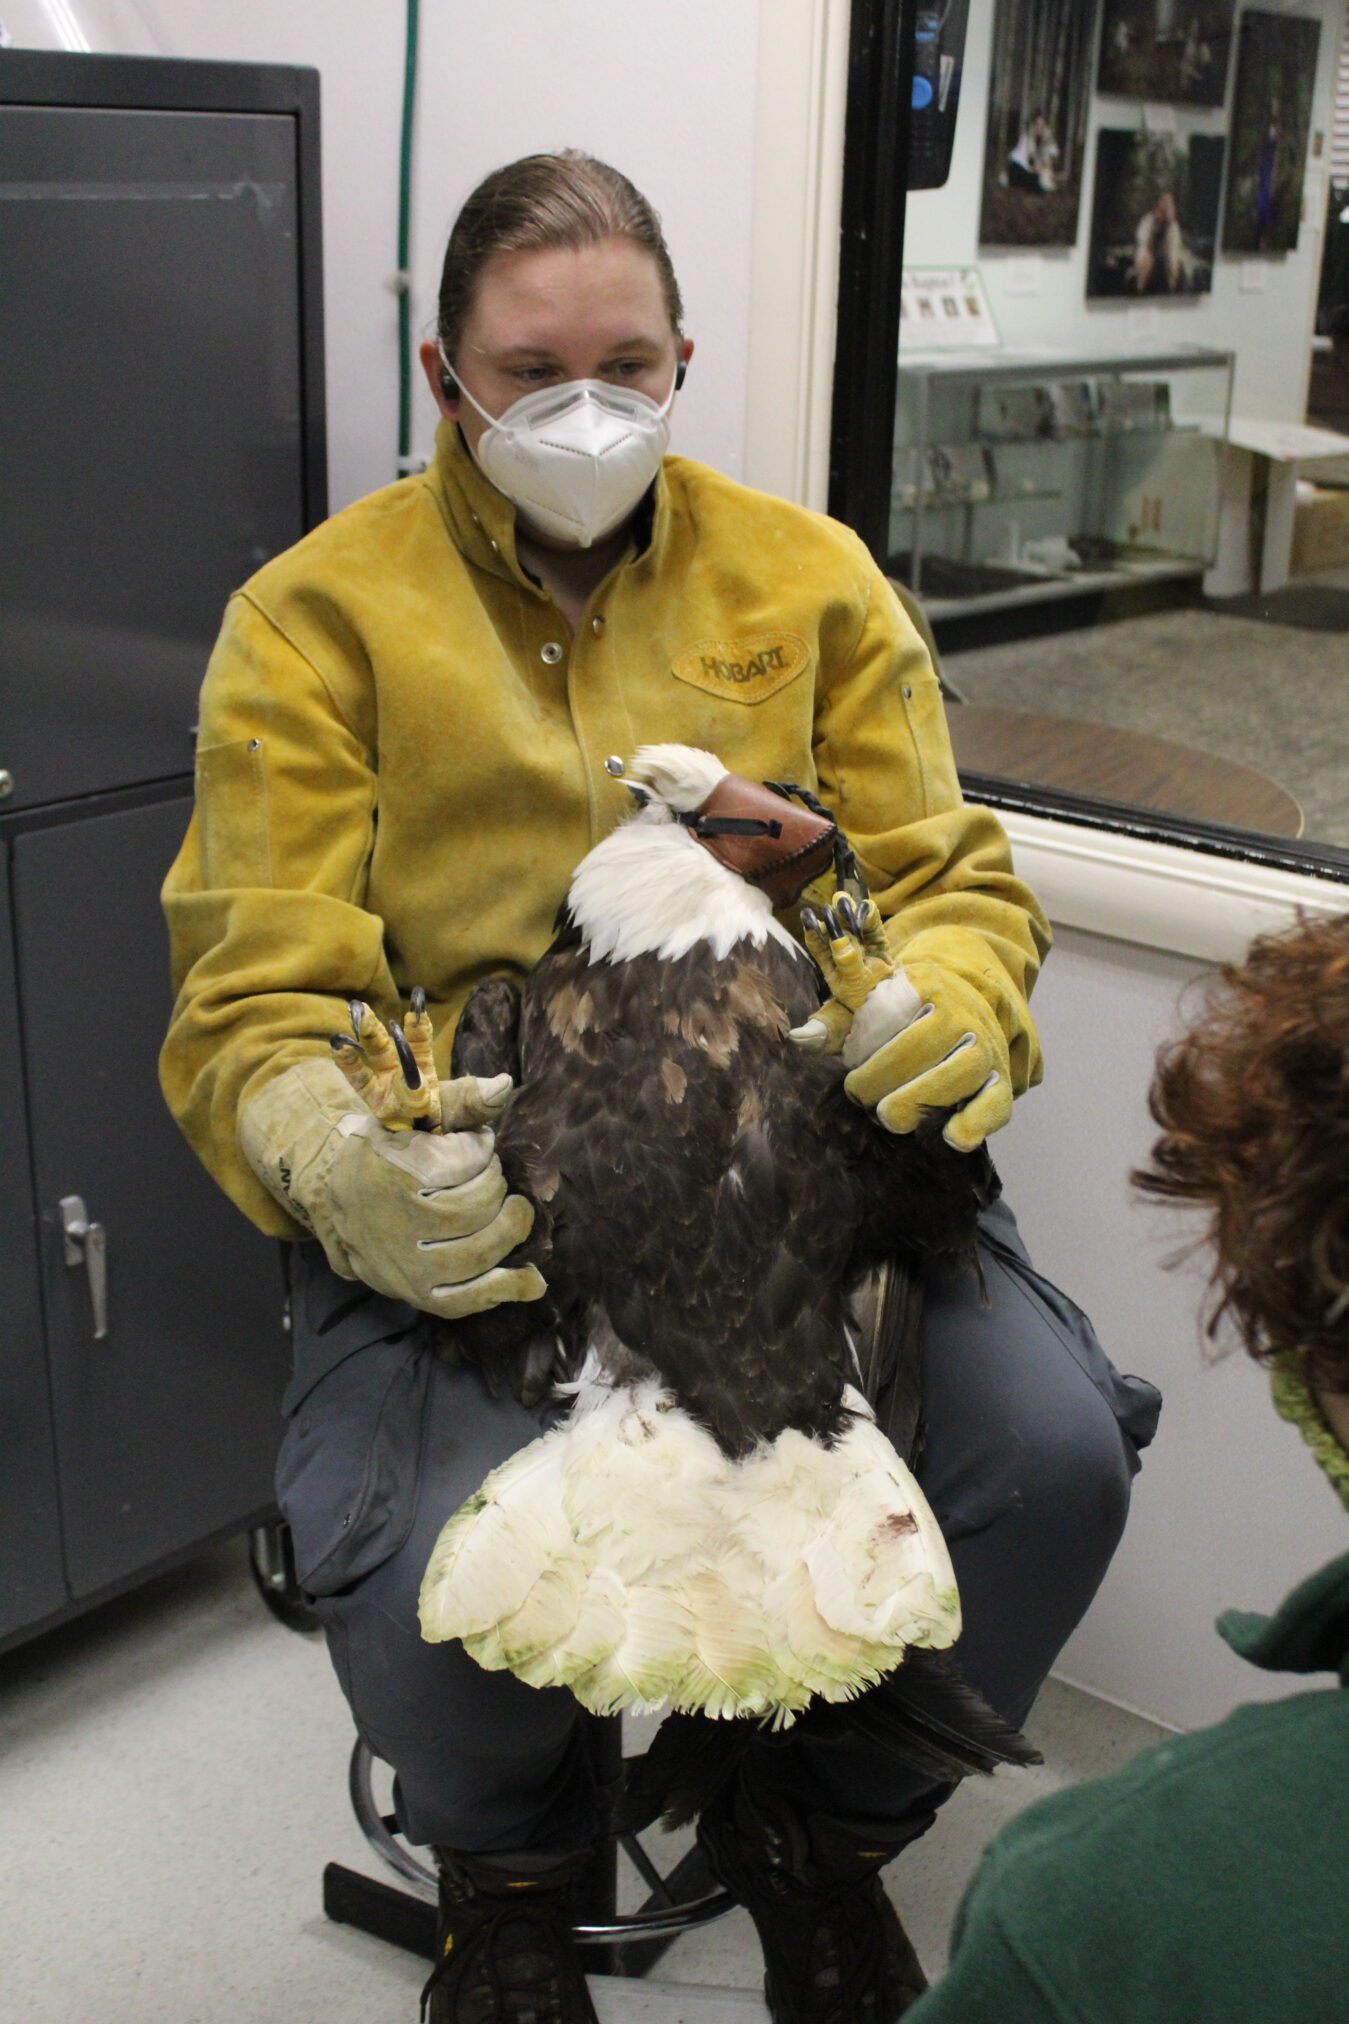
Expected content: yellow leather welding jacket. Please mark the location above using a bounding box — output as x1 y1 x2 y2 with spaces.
161 422 1050 1237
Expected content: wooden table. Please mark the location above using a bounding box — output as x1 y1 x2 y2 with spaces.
1217 416 1349 595
946 704 1304 838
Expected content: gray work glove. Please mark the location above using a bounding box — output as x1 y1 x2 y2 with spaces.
238 1055 546 1317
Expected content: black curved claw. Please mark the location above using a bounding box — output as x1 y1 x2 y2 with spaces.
833 836 866 897
410 984 426 1020
348 999 365 1040
329 1032 361 1056
838 895 863 938
800 908 822 939
822 905 843 940
390 1023 422 1090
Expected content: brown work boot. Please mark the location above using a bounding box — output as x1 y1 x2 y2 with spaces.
698 1770 928 2024
420 1846 600 2023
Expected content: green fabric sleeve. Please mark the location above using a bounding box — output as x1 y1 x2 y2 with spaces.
905 1870 1071 2024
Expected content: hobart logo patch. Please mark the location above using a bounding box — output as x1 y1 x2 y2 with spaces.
672 633 811 705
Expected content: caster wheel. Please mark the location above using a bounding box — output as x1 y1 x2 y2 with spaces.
248 1520 322 1634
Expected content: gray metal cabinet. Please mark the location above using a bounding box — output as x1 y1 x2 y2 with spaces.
0 97 310 813
8 796 289 1611
0 836 67 1640
0 50 326 1650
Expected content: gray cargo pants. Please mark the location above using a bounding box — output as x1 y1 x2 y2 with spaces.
276 1197 1160 1854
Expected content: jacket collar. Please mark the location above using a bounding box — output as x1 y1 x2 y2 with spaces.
424 417 670 590
1217 1549 1349 1684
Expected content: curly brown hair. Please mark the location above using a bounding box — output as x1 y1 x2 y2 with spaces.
1133 913 1349 1396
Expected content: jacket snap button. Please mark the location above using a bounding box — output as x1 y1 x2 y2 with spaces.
541 641 564 664
591 614 606 634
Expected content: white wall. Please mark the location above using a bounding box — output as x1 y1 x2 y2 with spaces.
13 0 761 511
903 0 1344 422
994 924 1348 1732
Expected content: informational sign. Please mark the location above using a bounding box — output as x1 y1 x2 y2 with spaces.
900 267 1000 351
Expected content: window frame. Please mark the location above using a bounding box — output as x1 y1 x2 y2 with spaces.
828 0 1349 889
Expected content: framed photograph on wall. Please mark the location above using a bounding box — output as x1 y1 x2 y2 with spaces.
1221 10 1321 254
979 0 1097 246
1097 1 1235 107
1086 128 1226 296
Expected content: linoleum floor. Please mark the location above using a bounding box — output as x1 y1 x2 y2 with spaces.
0 1540 1169 2023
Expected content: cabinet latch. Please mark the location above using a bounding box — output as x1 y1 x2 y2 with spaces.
59 1195 109 1341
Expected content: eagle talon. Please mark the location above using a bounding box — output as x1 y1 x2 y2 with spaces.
330 995 441 1130
390 1023 422 1090
792 890 898 1057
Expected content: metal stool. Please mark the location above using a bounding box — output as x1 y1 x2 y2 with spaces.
323 1716 737 1981
248 1508 738 1976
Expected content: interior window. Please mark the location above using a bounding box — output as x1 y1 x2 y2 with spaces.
839 0 1349 877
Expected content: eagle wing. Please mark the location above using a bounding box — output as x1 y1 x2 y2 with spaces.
449 974 523 1084
422 917 990 1724
459 919 985 1455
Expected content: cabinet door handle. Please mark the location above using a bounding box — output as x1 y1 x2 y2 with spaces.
59 1194 109 1340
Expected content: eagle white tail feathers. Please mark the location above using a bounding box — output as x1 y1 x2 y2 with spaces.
418 1381 960 1723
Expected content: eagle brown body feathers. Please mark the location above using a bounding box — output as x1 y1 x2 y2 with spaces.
449 913 988 1457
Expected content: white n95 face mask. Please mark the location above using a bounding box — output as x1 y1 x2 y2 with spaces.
445 355 679 548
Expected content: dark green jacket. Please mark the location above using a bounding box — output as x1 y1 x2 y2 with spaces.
908 1553 1349 2024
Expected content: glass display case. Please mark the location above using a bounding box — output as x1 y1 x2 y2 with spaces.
891 346 1234 618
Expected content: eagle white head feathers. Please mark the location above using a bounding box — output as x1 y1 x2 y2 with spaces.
568 744 805 967
625 742 729 810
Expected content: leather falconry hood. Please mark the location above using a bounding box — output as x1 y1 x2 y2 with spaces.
678 772 839 909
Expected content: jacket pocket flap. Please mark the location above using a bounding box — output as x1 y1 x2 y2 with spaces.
195 738 271 889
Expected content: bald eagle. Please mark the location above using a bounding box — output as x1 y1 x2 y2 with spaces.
338 747 1025 1784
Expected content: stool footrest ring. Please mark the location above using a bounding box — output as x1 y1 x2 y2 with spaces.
343 1736 736 1953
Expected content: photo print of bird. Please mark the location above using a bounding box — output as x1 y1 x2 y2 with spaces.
331 745 1035 1809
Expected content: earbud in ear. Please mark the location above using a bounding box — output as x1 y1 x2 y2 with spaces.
675 359 688 392
441 369 460 401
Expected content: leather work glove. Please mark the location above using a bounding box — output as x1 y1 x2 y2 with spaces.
789 900 1012 1153
238 1053 547 1317
841 956 1014 1153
